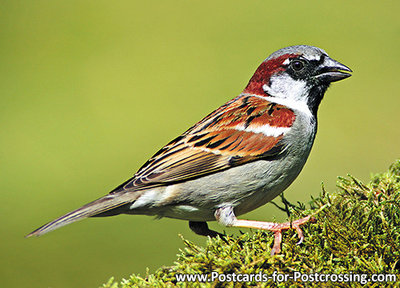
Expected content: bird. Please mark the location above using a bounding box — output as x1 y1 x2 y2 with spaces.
27 45 352 255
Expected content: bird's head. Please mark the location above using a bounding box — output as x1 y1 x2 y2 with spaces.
243 45 352 115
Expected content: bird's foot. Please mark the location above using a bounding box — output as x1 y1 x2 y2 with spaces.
214 206 316 255
268 215 317 255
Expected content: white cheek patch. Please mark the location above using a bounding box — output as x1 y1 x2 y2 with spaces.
235 123 290 137
262 73 312 117
262 74 309 102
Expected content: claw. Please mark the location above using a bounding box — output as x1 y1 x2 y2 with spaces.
270 215 316 254
295 225 305 245
271 230 282 256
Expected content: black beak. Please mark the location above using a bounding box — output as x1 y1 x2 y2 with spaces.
315 57 352 83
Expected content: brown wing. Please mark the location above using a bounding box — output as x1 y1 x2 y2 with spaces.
110 95 296 193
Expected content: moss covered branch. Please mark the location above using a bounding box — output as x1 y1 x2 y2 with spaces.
102 160 400 287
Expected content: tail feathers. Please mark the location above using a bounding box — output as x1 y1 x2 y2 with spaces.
26 195 133 238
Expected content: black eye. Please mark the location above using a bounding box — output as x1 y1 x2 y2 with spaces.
291 60 305 71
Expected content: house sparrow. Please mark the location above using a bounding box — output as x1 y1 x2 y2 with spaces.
27 45 351 255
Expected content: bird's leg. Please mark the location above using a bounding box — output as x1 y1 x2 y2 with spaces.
189 221 223 237
214 206 315 255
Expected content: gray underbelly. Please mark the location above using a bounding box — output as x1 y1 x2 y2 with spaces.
128 151 309 222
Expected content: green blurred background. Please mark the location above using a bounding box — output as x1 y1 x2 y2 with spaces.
1 0 399 287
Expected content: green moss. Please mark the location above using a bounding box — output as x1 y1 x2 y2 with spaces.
102 160 400 287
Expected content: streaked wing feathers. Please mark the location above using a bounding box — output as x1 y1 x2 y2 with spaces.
111 95 295 193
